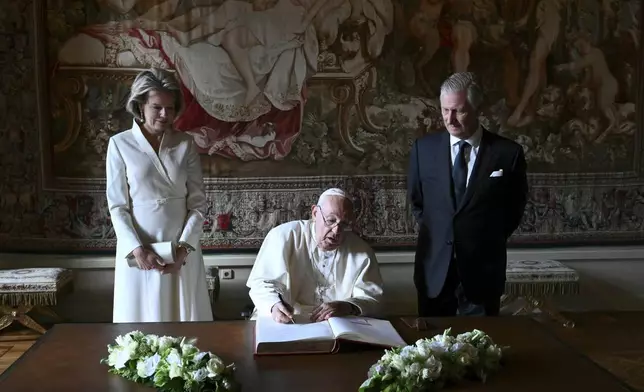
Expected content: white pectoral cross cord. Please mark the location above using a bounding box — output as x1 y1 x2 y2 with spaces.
310 248 337 305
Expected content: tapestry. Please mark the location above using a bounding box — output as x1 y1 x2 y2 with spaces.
0 0 642 252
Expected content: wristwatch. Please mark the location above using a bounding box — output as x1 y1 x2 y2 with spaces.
177 242 194 265
177 242 194 253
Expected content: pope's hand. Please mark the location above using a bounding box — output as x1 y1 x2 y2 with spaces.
310 301 355 322
132 247 163 271
271 302 294 324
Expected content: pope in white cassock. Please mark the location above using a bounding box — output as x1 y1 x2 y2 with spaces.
106 68 213 323
246 188 385 323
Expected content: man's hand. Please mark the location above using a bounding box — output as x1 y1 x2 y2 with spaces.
311 301 356 322
271 301 294 324
161 246 188 275
132 247 163 271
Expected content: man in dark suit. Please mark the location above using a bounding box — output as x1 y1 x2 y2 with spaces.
407 72 528 317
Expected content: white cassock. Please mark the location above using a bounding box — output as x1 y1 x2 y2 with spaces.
106 120 213 323
246 220 384 318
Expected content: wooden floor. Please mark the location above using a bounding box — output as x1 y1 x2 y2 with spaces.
0 326 39 375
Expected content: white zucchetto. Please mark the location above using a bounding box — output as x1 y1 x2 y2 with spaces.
317 188 348 205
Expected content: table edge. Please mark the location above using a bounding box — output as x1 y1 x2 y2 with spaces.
0 317 637 391
530 318 636 392
0 324 61 381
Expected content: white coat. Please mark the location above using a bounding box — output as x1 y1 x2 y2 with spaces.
106 120 213 322
246 220 385 318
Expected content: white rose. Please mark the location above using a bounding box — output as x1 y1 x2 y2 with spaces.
424 356 442 380
169 363 183 379
165 349 183 379
145 335 160 351
124 341 139 358
428 340 448 354
108 348 130 370
456 332 471 340
136 354 161 378
458 353 473 366
408 362 422 376
391 356 406 371
399 346 416 361
485 345 503 363
166 349 182 366
158 337 175 351
115 334 133 348
182 344 198 357
207 356 225 377
193 352 208 364
192 368 208 382
416 343 430 358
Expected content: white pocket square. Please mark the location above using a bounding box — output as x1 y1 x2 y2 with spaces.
490 169 504 177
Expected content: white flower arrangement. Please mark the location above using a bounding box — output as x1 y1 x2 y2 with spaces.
359 328 506 391
101 330 239 392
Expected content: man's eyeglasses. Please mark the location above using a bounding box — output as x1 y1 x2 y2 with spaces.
317 205 353 231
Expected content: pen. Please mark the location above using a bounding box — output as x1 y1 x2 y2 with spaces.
278 293 295 324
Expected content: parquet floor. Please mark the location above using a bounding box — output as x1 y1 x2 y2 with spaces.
0 326 39 375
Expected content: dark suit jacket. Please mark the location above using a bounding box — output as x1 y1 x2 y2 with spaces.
407 128 528 302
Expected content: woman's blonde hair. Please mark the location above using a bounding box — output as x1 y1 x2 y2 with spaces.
125 68 184 122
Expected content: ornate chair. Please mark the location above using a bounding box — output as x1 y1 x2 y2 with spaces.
0 268 74 334
502 260 580 328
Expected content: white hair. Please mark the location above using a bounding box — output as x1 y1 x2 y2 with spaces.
439 72 484 110
125 68 184 122
317 188 349 206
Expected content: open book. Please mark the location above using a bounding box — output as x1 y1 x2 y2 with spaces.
254 316 407 355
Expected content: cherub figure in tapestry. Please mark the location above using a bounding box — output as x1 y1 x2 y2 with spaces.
394 0 524 95
555 31 621 144
56 0 394 161
506 0 564 127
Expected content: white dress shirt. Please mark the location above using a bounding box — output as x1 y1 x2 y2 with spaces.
450 127 482 187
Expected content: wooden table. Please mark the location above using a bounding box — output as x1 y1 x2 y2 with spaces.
0 316 634 391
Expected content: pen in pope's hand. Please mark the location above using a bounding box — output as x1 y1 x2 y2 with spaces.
278 293 295 324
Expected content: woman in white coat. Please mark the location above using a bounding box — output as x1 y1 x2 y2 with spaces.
106 68 213 322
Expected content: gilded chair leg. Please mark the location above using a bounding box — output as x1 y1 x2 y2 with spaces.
500 294 517 308
512 306 528 315
525 296 575 328
512 297 536 315
0 305 48 334
0 304 16 332
540 299 575 328
0 315 13 331
16 313 47 334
